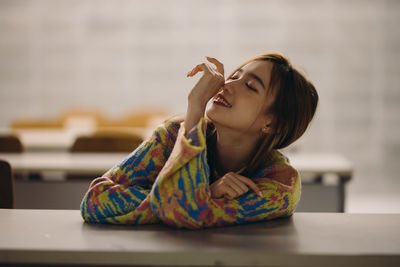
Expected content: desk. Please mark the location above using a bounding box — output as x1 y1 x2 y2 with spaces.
0 152 353 212
10 127 152 152
0 152 352 177
0 209 398 267
0 152 127 174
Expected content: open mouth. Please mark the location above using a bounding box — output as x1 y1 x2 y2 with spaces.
213 94 232 108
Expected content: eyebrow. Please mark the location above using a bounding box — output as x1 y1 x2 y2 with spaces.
236 68 266 90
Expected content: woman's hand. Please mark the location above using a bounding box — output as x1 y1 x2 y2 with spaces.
186 56 225 109
184 57 225 134
210 172 263 200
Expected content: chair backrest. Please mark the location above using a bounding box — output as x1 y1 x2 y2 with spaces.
0 135 23 153
70 134 143 153
0 160 14 208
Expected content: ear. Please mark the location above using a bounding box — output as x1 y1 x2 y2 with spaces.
261 115 274 134
261 124 274 134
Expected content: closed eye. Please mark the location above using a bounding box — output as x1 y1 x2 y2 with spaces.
246 83 257 92
230 72 258 92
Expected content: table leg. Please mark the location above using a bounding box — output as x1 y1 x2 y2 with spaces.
338 175 351 212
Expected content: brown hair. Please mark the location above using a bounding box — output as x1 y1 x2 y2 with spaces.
207 52 319 177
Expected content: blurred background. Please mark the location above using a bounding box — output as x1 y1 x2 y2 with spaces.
0 0 399 212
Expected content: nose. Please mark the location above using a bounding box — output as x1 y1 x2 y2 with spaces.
221 80 235 95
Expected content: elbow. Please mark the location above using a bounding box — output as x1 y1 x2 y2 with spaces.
80 177 114 224
80 197 92 223
80 193 97 223
80 188 108 224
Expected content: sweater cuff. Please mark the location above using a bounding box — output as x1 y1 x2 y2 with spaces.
158 118 208 177
181 117 207 149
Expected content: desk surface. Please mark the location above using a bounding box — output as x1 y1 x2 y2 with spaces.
0 152 353 178
0 210 398 267
0 152 127 174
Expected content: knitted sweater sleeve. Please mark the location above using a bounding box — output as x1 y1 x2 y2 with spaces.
80 121 177 225
149 118 301 229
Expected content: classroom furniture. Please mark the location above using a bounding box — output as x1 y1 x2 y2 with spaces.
0 160 14 209
10 127 151 152
0 135 23 153
0 152 126 174
68 134 143 179
0 152 352 212
0 152 352 180
59 109 105 127
98 109 170 127
0 152 127 210
0 209 398 267
286 153 352 212
10 119 63 129
70 134 143 153
9 109 169 152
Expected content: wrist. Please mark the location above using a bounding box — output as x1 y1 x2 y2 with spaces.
187 95 208 111
187 104 205 117
184 106 204 136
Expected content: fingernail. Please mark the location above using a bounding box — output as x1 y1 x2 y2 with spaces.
258 192 263 197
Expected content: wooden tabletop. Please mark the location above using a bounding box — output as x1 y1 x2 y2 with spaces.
0 209 398 266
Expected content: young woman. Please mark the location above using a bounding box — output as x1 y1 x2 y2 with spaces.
80 52 318 229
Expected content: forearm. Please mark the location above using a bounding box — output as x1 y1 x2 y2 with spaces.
81 176 160 225
80 124 172 225
184 104 205 136
184 57 224 135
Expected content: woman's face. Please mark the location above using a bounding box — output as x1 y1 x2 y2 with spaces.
206 60 275 134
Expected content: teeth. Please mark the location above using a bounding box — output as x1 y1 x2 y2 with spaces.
215 96 232 107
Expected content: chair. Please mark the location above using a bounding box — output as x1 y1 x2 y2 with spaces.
68 134 143 180
0 135 23 153
0 160 14 208
70 133 143 153
0 135 41 181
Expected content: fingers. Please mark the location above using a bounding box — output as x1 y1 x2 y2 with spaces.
233 173 263 198
221 185 237 200
226 180 246 197
225 173 249 194
187 63 211 77
186 57 224 77
206 56 224 76
216 179 243 200
217 172 263 200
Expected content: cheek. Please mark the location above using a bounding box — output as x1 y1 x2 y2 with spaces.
232 96 265 127
235 93 264 114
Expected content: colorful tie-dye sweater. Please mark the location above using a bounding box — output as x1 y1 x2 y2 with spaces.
80 116 301 229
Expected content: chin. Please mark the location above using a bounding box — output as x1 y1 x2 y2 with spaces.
205 107 230 129
205 104 218 123
206 103 246 131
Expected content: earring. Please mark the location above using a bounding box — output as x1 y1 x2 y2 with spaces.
262 126 268 133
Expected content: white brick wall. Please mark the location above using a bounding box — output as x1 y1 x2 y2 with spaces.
1 0 399 198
